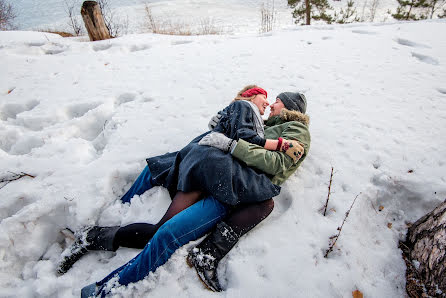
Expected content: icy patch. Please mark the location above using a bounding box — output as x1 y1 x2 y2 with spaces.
411 52 439 65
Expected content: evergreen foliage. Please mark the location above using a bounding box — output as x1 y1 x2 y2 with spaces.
288 0 360 24
391 0 445 20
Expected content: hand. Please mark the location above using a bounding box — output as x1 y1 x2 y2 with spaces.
208 113 223 130
279 139 305 163
199 132 237 152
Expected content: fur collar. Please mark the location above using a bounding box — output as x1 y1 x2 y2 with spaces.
279 108 310 126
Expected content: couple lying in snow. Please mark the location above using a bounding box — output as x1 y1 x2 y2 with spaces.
58 85 311 297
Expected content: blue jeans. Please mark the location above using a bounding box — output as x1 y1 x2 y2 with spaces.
82 167 228 297
120 166 153 204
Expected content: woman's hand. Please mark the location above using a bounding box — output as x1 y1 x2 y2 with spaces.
199 132 237 152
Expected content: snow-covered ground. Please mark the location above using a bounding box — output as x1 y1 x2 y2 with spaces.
1 18 446 297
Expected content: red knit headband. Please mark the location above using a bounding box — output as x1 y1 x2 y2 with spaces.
241 87 267 98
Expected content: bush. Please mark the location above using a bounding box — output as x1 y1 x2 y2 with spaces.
64 0 84 36
260 1 276 33
144 3 221 35
97 0 129 37
0 0 16 31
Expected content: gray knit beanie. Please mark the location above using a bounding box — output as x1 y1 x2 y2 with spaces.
277 92 307 114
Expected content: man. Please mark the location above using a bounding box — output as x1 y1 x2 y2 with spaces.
187 91 310 291
74 91 310 297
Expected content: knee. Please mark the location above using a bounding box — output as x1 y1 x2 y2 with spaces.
152 221 176 246
262 198 274 216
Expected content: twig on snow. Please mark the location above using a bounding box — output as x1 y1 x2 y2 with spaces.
324 192 361 258
323 166 334 216
0 171 36 190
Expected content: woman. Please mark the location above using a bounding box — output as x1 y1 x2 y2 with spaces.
60 85 304 296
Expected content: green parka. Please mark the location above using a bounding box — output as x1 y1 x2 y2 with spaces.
231 108 311 185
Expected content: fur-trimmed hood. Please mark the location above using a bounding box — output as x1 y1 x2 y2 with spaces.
279 108 310 126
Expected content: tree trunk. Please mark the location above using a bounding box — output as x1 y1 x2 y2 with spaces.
305 0 311 25
400 199 446 297
81 1 110 41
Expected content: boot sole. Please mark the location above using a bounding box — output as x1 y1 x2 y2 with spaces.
185 255 219 292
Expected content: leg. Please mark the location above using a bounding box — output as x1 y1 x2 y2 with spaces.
84 197 228 296
114 190 203 248
187 198 274 291
58 191 204 274
120 166 154 204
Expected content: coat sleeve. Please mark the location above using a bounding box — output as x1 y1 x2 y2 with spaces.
214 101 266 147
231 139 294 176
231 122 310 176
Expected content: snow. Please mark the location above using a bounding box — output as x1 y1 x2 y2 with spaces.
1 14 446 298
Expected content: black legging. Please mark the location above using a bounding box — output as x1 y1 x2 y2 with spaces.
114 198 274 249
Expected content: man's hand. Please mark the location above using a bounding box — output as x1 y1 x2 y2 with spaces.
208 114 223 130
279 139 304 163
199 132 237 152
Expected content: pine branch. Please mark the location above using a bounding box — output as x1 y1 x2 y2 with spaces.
0 171 36 190
324 192 361 258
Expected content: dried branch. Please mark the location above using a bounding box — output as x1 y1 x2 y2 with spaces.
0 171 35 190
323 166 334 216
324 192 361 258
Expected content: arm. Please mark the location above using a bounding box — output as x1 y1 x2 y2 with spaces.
232 122 310 175
214 101 266 147
232 139 294 176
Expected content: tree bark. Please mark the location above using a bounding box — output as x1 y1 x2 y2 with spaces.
400 199 446 297
81 1 110 41
305 0 311 25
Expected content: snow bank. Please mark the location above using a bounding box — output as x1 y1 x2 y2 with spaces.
1 20 446 297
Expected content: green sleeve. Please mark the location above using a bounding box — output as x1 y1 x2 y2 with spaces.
231 139 295 176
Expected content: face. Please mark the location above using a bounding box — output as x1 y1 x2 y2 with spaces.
269 98 285 117
251 94 269 115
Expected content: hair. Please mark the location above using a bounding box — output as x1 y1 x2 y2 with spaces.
233 84 260 102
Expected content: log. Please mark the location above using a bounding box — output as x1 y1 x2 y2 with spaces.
80 1 110 41
400 199 446 297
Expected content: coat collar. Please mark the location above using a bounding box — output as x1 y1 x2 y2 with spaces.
265 108 310 127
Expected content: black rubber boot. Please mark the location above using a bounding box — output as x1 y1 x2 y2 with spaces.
186 222 239 292
57 226 120 275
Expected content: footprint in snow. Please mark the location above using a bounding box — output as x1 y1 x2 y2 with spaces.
42 43 68 55
411 52 439 65
115 93 137 106
171 40 193 45
437 88 446 95
352 29 377 35
128 44 151 52
92 43 113 52
0 99 40 121
65 102 102 119
396 38 430 49
27 41 45 47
